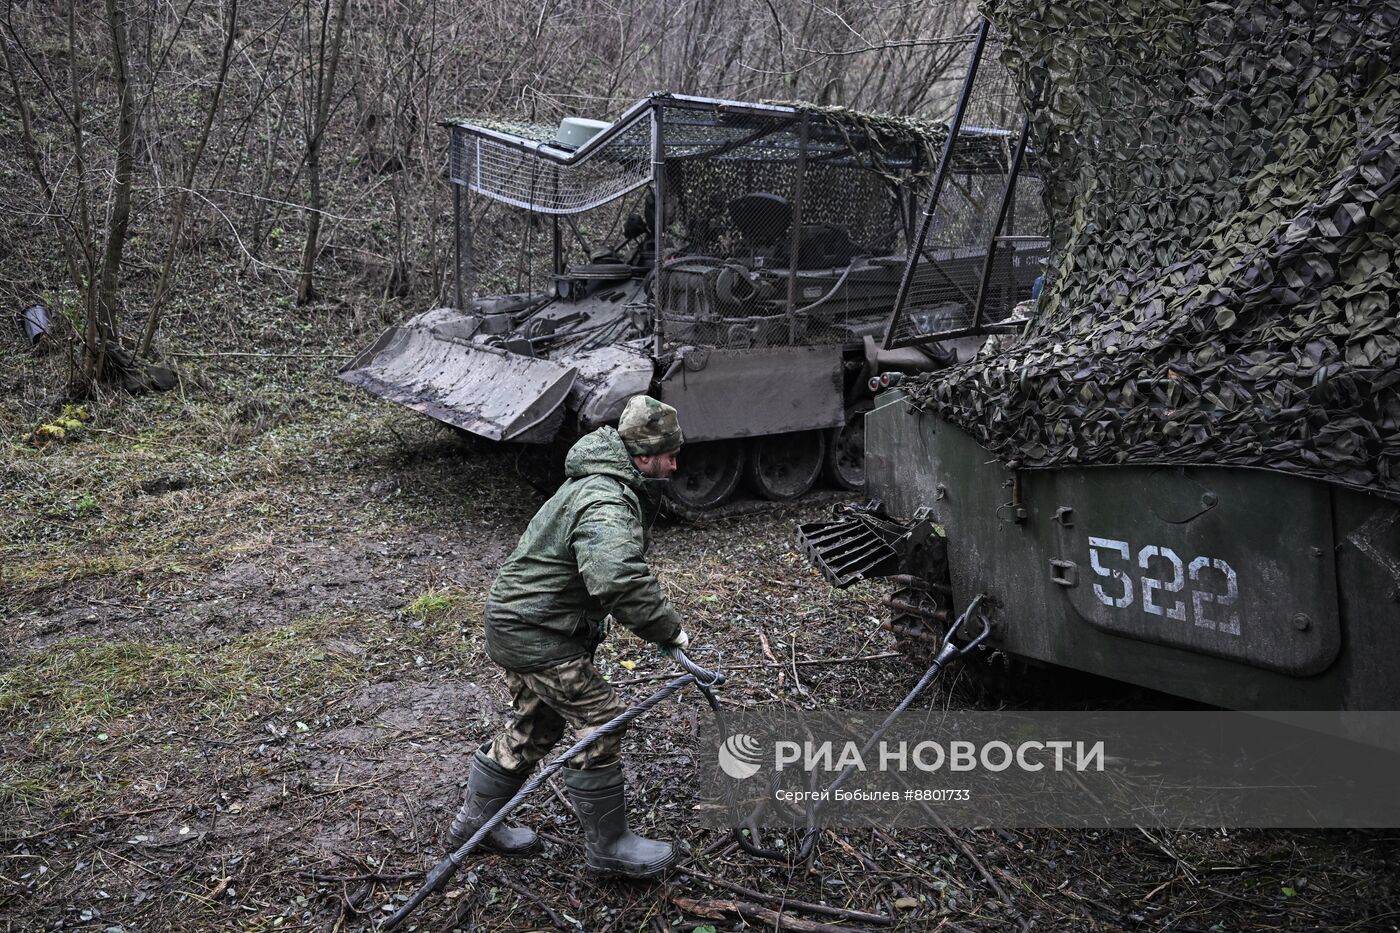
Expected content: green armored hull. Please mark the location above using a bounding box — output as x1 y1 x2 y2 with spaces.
853 391 1400 709
802 1 1400 709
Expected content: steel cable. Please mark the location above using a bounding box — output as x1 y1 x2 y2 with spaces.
380 606 987 928
710 594 988 863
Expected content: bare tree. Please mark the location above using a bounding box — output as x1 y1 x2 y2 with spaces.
1 15 87 339
89 0 142 380
140 0 240 355
2 1 129 380
296 0 351 304
2 0 977 389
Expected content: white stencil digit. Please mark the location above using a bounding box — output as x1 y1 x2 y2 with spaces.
1138 545 1186 620
1189 556 1241 636
1088 537 1134 608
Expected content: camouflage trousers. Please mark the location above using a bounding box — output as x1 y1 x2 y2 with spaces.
487 655 629 773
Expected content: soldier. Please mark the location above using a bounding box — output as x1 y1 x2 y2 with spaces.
446 395 690 879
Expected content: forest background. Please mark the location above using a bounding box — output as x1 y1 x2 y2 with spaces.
0 0 972 396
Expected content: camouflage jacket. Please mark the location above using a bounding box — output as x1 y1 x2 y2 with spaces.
484 427 683 672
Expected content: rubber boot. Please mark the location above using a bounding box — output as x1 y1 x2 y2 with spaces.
563 764 675 878
446 747 540 855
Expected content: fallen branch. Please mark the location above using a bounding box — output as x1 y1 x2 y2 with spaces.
684 869 891 925
610 652 902 685
499 876 573 929
878 823 1015 917
0 802 180 845
306 778 382 800
672 895 872 932
758 628 779 664
296 869 422 883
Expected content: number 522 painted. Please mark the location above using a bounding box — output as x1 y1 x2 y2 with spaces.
1086 537 1240 635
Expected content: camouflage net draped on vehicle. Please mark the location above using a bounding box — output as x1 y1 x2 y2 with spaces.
905 1 1400 498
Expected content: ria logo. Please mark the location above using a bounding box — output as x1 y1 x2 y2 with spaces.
719 733 764 780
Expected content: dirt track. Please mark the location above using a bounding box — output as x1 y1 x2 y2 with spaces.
4 329 1400 932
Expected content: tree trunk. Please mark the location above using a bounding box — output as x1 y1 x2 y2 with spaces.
296 145 323 303
95 0 138 375
296 0 351 306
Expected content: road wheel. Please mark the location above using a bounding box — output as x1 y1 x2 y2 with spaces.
744 430 826 500
823 403 871 492
667 440 744 511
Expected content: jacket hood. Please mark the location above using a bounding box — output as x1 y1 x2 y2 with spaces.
564 427 646 491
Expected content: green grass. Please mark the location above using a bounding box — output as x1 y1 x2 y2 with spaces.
0 616 369 812
0 592 490 803
0 304 515 827
405 587 463 622
0 764 52 810
0 619 362 748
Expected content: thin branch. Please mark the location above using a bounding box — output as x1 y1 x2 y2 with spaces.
141 0 241 356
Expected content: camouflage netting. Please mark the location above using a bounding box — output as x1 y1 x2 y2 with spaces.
905 1 1400 498
770 102 951 183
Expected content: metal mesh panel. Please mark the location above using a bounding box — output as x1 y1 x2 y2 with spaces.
445 97 933 348
464 187 651 300
658 107 925 351
449 114 653 215
885 34 1051 347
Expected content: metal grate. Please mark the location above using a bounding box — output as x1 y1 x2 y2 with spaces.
464 186 652 301
796 513 902 588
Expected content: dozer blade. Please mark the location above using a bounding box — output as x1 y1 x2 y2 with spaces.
339 310 577 443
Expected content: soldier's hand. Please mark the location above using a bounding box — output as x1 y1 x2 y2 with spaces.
659 629 690 657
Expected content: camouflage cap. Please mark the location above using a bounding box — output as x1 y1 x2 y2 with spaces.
617 395 683 456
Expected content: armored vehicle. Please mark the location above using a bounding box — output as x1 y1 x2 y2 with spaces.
339 94 1045 509
799 11 1400 711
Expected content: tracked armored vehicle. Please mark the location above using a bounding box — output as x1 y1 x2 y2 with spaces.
799 12 1400 711
340 95 1046 510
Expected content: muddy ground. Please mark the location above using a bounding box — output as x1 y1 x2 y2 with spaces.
3 306 1400 932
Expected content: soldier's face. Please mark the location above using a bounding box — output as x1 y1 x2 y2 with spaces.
634 449 680 479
